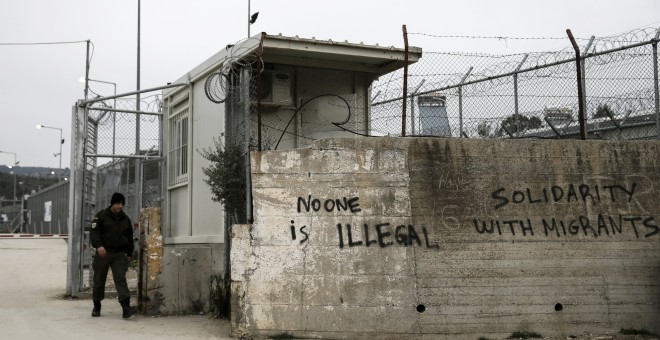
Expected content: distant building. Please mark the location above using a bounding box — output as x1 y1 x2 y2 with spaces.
543 107 573 126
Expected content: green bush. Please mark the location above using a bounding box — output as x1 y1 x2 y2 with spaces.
200 139 247 224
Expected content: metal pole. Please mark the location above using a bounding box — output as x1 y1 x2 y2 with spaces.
84 40 90 101
653 29 660 139
136 0 141 155
514 54 529 116
79 83 187 106
67 103 84 295
566 29 586 140
581 36 595 136
59 128 62 181
248 0 251 38
113 85 116 158
36 125 63 181
401 25 409 137
513 76 518 116
256 33 265 151
20 195 24 233
458 67 473 138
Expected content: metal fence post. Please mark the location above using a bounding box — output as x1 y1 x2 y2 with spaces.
402 25 410 137
581 36 595 136
653 30 660 139
136 158 143 222
513 55 529 116
566 29 586 140
458 67 473 137
67 102 85 296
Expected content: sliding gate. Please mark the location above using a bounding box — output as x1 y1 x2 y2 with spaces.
66 83 186 295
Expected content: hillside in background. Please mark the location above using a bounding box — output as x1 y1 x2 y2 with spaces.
0 167 64 204
0 165 70 178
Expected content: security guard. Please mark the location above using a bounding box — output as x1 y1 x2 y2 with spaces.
90 192 134 318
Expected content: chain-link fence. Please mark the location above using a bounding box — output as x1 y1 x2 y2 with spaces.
86 94 164 231
88 96 162 157
141 158 164 209
215 28 659 153
372 27 660 140
70 85 180 293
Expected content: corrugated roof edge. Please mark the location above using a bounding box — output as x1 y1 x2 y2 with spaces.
163 32 422 98
265 33 422 53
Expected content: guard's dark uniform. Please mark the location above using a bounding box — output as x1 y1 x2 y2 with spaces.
90 207 134 303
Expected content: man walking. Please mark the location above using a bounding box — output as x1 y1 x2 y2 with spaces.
90 192 135 318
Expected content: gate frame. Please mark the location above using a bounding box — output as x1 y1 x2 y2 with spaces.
66 83 186 296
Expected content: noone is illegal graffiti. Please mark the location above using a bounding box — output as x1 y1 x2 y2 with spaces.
290 195 439 249
285 179 658 250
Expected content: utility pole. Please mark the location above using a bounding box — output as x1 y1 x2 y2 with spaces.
36 124 64 181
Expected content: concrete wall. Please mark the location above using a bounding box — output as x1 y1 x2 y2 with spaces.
138 206 225 316
231 137 660 339
157 243 224 315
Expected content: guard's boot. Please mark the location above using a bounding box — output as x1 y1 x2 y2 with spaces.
120 298 132 319
91 300 101 317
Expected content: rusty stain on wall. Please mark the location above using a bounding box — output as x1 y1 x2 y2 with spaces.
139 207 164 315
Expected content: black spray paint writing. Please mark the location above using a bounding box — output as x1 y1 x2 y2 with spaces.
473 214 659 238
491 182 637 209
290 195 439 249
287 220 440 249
297 195 361 213
336 223 439 249
289 220 309 244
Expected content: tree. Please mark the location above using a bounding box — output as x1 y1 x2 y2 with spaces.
497 113 543 137
477 121 493 138
200 140 247 224
593 104 615 119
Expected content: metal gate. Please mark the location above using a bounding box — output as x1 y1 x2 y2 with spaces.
67 83 186 295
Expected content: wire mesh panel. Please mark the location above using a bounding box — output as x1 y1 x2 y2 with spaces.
226 70 251 152
142 158 164 209
581 43 658 140
88 97 162 157
372 27 660 140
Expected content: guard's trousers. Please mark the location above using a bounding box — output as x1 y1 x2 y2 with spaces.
92 250 130 302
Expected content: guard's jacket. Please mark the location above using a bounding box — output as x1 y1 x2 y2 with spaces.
90 207 134 256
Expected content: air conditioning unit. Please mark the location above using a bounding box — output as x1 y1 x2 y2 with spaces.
256 70 292 105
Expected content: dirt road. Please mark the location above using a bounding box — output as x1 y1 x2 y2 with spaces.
0 237 231 340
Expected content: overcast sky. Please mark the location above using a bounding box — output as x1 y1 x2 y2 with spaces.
1 0 659 167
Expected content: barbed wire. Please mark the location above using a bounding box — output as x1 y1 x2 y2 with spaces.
371 25 658 140
204 36 262 104
373 41 655 104
409 33 582 41
410 27 659 46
